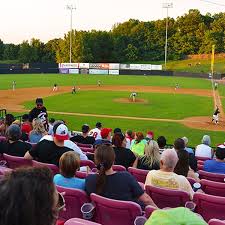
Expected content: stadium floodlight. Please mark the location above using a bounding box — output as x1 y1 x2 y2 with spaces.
162 2 173 71
66 4 76 63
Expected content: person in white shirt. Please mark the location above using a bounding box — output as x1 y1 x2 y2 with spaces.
89 122 102 140
195 135 213 158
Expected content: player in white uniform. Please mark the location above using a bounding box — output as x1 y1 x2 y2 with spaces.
12 81 16 91
130 92 137 102
88 122 102 140
212 106 220 124
97 80 101 87
53 83 58 91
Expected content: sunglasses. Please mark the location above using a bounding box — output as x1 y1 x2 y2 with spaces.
37 104 43 107
56 192 66 212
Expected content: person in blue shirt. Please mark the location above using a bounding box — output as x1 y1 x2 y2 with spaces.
204 144 225 174
54 151 85 190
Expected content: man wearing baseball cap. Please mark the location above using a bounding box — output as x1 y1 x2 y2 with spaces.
70 124 95 145
24 122 73 166
28 98 48 130
94 127 112 146
88 122 102 140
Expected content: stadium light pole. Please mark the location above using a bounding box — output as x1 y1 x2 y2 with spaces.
162 2 173 71
66 4 76 63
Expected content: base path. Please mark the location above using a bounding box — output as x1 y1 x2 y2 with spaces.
0 85 223 131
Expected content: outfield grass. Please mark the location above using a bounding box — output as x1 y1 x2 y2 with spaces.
0 74 212 90
24 91 213 120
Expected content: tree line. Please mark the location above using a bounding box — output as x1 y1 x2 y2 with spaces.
0 9 224 63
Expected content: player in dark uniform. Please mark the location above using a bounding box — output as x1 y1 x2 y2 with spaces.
212 106 220 124
72 86 76 94
29 98 48 130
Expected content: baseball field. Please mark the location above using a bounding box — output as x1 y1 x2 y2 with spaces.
0 73 225 147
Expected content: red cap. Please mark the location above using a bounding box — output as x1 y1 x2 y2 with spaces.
147 131 154 139
101 128 112 139
54 124 69 141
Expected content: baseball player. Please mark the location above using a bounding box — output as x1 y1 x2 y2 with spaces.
175 83 179 90
12 81 16 91
53 83 58 91
212 106 220 124
130 92 137 102
72 86 76 94
89 122 102 140
97 80 101 87
214 82 218 90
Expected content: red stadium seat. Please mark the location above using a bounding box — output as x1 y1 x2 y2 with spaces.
3 153 32 169
56 185 90 221
200 179 225 197
198 170 225 183
145 185 190 209
65 218 101 225
79 147 95 153
128 167 149 183
112 165 126 172
195 156 211 161
145 205 157 218
193 192 225 222
80 160 96 169
187 177 196 187
90 193 142 225
32 160 59 175
208 219 225 225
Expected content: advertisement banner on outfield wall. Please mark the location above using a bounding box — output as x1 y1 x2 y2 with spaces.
79 63 89 69
140 64 152 70
89 63 109 69
130 64 142 70
69 69 79 74
151 65 162 70
120 64 130 70
108 70 119 75
89 69 108 75
109 63 120 70
58 63 79 69
59 68 69 74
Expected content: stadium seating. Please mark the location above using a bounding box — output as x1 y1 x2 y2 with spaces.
112 165 126 172
145 205 157 218
32 160 59 175
80 160 96 170
56 185 90 221
187 177 196 187
90 193 142 225
75 171 95 179
193 192 225 222
195 156 211 161
145 185 190 209
0 136 6 142
197 163 204 170
3 153 32 169
0 166 12 175
200 179 225 197
208 219 225 225
198 170 225 182
75 142 93 148
65 218 101 225
128 167 149 183
80 147 95 154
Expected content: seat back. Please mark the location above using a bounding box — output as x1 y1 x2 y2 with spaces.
112 165 126 172
65 218 101 225
56 185 90 221
75 171 95 179
187 177 196 187
193 192 225 222
195 156 211 161
90 193 142 225
32 160 59 175
200 179 225 197
128 167 148 183
145 185 190 209
0 136 6 143
145 205 157 218
198 170 225 182
3 153 32 169
80 147 95 153
208 219 225 225
80 160 96 169
0 166 12 175
76 142 93 148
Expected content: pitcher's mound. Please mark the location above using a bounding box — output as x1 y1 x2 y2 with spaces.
114 98 149 104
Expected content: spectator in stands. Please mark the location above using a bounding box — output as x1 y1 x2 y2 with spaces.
195 135 213 159
204 144 225 174
28 98 48 131
131 132 147 156
113 127 122 134
0 124 32 157
0 114 15 136
182 136 194 154
157 136 167 154
125 129 134 149
174 138 197 172
70 124 95 145
48 118 55 135
174 149 200 182
85 144 157 208
89 122 102 140
24 122 74 166
21 114 32 135
94 127 112 146
145 149 194 199
133 140 160 171
112 132 136 169
29 118 47 143
54 151 85 190
0 167 65 225
145 131 154 142
39 121 87 161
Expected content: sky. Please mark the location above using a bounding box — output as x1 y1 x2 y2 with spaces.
0 0 224 44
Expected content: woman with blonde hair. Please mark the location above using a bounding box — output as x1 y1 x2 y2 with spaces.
29 118 47 143
133 140 160 170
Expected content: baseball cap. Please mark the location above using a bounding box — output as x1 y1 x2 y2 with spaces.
36 98 43 104
145 207 207 225
146 131 154 140
53 123 69 141
101 128 112 139
6 124 22 141
96 122 102 128
82 124 89 133
114 128 122 134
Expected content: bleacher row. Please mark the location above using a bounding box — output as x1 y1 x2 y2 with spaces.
1 149 225 225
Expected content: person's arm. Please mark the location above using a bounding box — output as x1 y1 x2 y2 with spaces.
138 193 158 208
24 151 33 160
24 144 38 160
